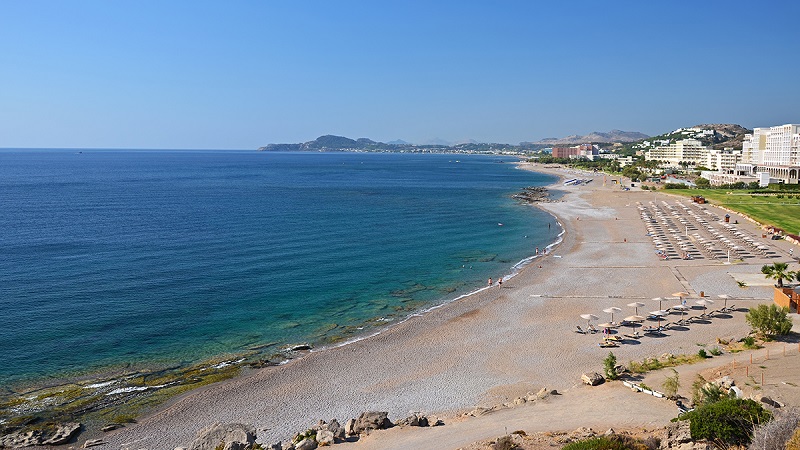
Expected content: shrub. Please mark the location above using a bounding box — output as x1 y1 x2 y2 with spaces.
681 398 772 447
746 304 793 338
494 435 518 450
709 347 722 356
698 349 710 359
749 410 800 450
662 369 680 399
604 352 618 380
691 375 707 406
743 336 759 349
562 434 658 450
787 427 800 450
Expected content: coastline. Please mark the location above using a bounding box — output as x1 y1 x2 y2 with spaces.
1 153 559 433
96 164 784 449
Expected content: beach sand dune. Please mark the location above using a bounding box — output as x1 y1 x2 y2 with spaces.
104 165 784 450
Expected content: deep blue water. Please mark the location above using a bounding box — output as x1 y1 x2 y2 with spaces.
0 150 557 387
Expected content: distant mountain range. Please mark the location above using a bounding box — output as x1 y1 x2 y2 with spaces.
524 130 650 145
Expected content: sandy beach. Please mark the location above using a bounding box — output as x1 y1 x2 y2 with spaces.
102 163 793 450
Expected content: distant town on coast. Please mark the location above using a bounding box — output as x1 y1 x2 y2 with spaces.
260 122 800 186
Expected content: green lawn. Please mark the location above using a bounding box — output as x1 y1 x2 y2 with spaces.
666 189 800 235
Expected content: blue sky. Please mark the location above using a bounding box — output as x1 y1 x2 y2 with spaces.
1 1 798 149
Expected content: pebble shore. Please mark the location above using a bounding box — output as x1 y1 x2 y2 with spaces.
102 164 787 450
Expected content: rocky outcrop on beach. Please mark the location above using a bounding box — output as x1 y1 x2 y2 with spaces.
180 411 443 450
513 186 550 203
188 422 256 450
581 372 605 386
0 422 81 448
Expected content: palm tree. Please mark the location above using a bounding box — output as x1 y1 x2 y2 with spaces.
761 262 794 288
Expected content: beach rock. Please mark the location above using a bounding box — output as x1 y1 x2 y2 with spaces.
717 376 734 390
571 427 595 439
760 396 782 408
467 407 490 417
313 419 344 442
42 422 82 445
730 386 743 398
344 419 356 436
263 444 281 450
352 411 393 434
281 442 296 450
396 413 429 427
176 448 189 450
581 372 605 386
295 438 317 450
83 439 105 448
316 430 334 446
0 430 43 448
101 423 124 432
660 421 693 449
223 442 249 450
290 344 312 351
188 422 256 450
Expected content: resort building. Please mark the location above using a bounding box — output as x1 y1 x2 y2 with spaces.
552 144 599 159
644 139 709 167
741 124 800 184
705 148 742 172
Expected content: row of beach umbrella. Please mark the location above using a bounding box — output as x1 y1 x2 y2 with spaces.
581 292 733 333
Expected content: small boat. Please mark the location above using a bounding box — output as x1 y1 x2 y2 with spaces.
498 223 504 226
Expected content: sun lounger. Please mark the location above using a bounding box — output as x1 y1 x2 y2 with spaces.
598 341 618 348
575 326 587 334
588 324 598 333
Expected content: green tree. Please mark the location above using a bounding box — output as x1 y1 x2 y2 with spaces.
695 177 711 188
603 352 618 380
681 398 772 447
746 304 793 338
761 262 794 288
662 369 680 399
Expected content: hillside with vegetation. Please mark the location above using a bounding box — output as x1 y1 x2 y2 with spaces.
619 124 752 155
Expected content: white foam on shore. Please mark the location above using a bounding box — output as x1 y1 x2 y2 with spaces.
106 383 169 396
84 380 118 389
303 208 567 357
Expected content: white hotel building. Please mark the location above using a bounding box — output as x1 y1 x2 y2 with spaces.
741 124 800 184
644 139 708 167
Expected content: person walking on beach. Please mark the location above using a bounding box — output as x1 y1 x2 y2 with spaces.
535 247 539 255
498 277 503 287
488 278 492 287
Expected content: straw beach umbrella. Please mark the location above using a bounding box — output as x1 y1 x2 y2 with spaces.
695 299 714 314
603 307 622 323
672 304 689 321
717 294 731 310
652 297 664 310
580 314 599 327
649 310 668 328
627 302 646 316
672 291 690 303
624 315 645 336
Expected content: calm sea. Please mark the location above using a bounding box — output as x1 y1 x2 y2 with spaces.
0 150 557 387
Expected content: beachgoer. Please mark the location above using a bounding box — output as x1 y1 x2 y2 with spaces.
488 278 492 286
498 278 503 287
623 238 627 243
535 247 539 255
791 248 794 258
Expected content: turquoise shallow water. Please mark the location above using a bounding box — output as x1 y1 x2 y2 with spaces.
0 150 557 387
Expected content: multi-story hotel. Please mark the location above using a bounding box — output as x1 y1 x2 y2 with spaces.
741 124 800 184
644 139 708 167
